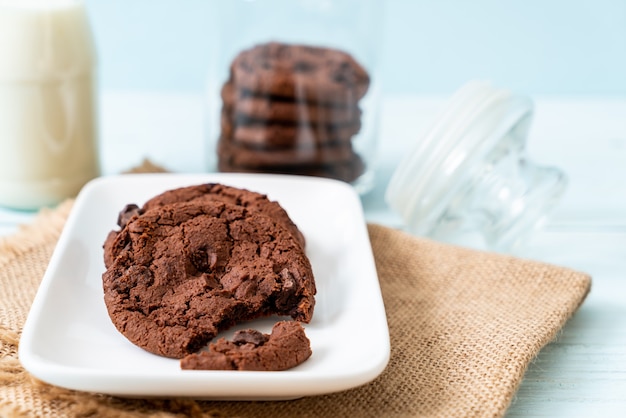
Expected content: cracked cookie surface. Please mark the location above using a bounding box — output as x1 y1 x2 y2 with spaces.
103 183 305 268
102 200 315 359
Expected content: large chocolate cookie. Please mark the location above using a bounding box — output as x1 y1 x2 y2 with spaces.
230 42 370 105
180 321 311 371
102 200 316 359
221 81 361 124
221 111 360 148
103 183 305 268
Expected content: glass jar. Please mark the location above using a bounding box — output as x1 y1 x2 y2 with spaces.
386 81 568 253
205 0 383 194
0 0 100 210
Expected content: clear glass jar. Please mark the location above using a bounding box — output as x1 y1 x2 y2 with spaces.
0 0 100 210
205 0 383 194
386 81 568 253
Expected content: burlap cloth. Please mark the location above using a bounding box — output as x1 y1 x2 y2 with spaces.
0 173 591 417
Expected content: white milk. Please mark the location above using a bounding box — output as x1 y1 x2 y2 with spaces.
0 0 99 210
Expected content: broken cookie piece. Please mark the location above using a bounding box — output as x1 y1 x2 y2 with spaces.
102 200 315 359
180 321 311 371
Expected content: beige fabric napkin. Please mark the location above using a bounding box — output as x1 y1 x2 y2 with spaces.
0 198 590 417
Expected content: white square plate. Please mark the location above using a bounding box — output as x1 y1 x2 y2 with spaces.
19 173 390 400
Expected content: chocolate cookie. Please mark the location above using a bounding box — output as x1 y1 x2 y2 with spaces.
218 152 365 183
102 200 316 359
218 136 357 168
103 183 305 268
221 81 361 124
230 42 370 105
180 321 311 371
221 111 360 148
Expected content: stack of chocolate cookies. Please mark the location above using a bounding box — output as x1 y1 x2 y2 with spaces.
217 42 370 183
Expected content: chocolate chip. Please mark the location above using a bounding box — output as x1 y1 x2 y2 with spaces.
190 249 209 272
276 268 298 309
233 329 268 346
117 204 141 228
293 60 315 73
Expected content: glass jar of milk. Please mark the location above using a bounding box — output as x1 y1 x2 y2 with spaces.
0 0 99 210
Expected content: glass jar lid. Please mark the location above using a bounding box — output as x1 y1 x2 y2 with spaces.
386 81 568 252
